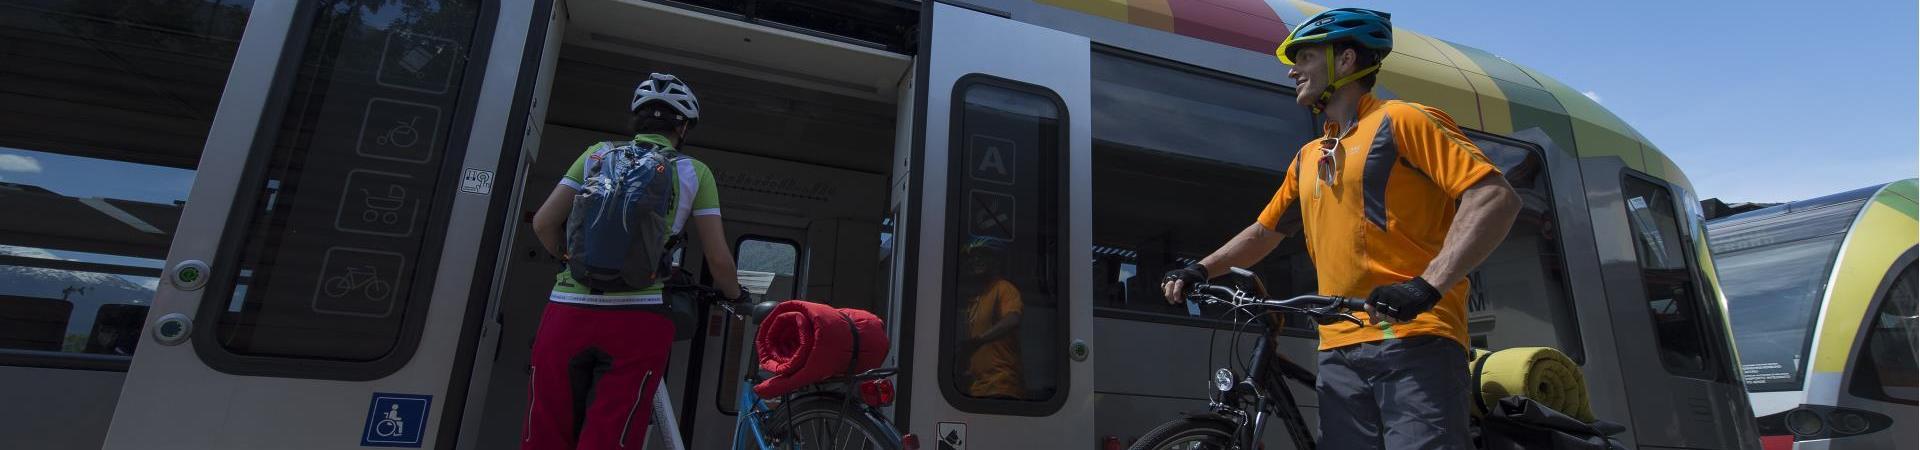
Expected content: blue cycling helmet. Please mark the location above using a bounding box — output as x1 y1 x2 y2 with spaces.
1275 8 1392 109
1275 8 1393 65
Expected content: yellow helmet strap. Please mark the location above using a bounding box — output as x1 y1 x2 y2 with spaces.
1313 46 1382 113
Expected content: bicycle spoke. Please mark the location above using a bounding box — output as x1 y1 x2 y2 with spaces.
833 417 853 450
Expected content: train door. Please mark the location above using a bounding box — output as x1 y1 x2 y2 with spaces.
102 1 548 448
680 205 809 447
894 3 1094 448
1591 166 1760 449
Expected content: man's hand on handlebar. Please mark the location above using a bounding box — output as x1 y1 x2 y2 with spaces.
1160 263 1209 304
1365 277 1442 325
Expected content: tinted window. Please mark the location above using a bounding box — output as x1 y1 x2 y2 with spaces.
1854 264 1917 402
0 0 253 365
1091 52 1313 172
212 0 482 362
1463 135 1583 361
942 80 1064 409
1623 175 1719 379
1088 51 1316 329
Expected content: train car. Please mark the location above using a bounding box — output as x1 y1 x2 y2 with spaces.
0 0 1759 448
1709 179 1917 449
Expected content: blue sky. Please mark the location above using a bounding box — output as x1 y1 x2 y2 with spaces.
1313 0 1918 203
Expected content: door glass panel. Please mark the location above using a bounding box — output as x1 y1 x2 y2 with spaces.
738 238 799 300
213 0 481 361
943 80 1064 410
1622 175 1718 379
0 0 253 364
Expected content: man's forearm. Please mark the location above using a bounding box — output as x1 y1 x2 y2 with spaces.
1421 177 1520 291
1197 224 1288 277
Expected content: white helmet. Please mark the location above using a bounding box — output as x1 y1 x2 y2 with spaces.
630 73 700 125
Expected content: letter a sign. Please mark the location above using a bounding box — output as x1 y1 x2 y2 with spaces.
968 134 1015 185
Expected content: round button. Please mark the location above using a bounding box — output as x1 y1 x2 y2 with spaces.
152 313 192 346
171 260 210 291
1069 339 1090 362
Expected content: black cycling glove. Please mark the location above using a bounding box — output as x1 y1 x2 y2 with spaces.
1162 263 1210 297
1367 277 1441 322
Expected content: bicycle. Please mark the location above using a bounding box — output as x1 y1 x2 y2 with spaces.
1130 268 1365 450
644 285 904 450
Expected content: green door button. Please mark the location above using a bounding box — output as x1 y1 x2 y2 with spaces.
172 260 209 291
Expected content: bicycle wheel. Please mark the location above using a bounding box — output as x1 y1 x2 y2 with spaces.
1128 417 1235 450
763 395 900 450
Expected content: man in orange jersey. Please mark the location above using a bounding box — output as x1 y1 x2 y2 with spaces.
1161 8 1520 449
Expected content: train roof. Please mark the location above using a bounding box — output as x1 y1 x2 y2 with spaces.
1029 0 1695 189
1710 179 1919 228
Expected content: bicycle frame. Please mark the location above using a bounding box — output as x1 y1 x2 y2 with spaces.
1214 326 1316 450
1188 282 1356 450
731 378 776 450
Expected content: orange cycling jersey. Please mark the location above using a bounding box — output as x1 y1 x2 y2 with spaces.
1257 93 1501 351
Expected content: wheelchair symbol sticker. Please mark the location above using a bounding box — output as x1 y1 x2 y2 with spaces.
356 99 441 163
362 392 431 447
336 169 422 237
313 247 405 318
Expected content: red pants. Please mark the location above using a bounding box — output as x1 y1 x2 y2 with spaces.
523 302 675 450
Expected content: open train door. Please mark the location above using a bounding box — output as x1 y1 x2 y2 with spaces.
894 2 1095 448
101 1 553 449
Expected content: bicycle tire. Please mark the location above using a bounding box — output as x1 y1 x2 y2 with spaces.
1128 417 1235 450
763 395 900 450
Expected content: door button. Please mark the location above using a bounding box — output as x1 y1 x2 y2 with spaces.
171 260 210 291
1070 339 1090 362
152 313 192 346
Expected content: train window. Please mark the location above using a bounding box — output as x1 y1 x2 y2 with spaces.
1463 134 1583 362
1621 175 1719 379
1852 263 1917 403
737 238 800 300
208 0 483 367
1090 50 1314 171
940 77 1066 413
0 0 253 369
1710 202 1858 391
1088 50 1318 331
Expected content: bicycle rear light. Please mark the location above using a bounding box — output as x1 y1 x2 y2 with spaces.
859 379 896 407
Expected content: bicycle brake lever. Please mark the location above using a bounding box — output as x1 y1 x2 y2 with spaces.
1339 312 1363 326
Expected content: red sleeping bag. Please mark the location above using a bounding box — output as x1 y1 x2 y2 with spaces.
753 300 889 397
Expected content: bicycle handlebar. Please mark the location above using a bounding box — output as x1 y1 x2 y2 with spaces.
1187 284 1366 325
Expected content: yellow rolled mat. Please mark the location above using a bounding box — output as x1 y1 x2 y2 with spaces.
1469 347 1594 422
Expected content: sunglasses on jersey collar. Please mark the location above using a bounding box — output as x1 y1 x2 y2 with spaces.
1316 135 1341 187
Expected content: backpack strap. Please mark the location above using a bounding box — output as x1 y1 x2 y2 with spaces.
584 140 632 179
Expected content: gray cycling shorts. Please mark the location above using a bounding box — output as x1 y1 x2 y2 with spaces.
1316 335 1473 450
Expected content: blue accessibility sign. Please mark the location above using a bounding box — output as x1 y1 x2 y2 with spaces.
361 392 432 447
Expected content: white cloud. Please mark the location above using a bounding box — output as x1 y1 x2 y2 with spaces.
0 154 42 173
1581 91 1603 104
